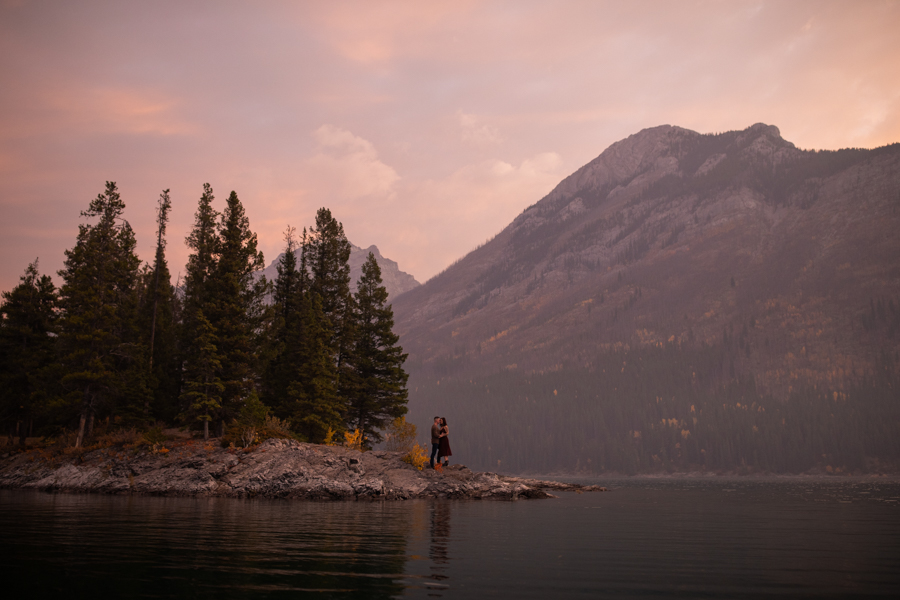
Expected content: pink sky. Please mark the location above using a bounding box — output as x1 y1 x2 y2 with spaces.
2 0 899 293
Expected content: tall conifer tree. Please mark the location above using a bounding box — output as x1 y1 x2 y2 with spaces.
58 182 148 446
181 184 219 339
306 208 353 416
285 293 341 442
262 226 307 414
0 260 58 444
180 310 224 440
345 253 409 444
206 190 267 431
180 184 220 428
139 189 179 421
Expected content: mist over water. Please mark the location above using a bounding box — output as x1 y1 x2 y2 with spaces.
2 479 898 598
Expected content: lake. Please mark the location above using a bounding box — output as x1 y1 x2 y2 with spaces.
2 477 898 598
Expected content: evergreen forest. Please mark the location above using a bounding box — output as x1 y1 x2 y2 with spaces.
407 341 900 474
0 182 409 449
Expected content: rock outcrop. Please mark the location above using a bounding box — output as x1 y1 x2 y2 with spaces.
0 438 605 500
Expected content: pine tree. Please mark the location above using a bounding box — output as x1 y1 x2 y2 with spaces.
206 190 267 432
139 189 179 421
180 184 221 429
0 260 58 444
345 253 409 444
285 292 342 442
308 208 352 326
58 182 149 447
305 208 354 413
179 310 224 441
181 185 220 347
261 226 308 414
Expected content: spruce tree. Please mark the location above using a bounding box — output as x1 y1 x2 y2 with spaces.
206 190 267 432
285 292 342 442
307 209 352 356
345 253 409 444
139 189 179 421
58 182 149 446
181 185 219 345
0 260 58 444
261 226 307 415
180 184 220 429
306 208 353 414
179 310 224 441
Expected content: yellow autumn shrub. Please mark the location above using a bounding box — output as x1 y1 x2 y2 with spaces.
401 442 429 470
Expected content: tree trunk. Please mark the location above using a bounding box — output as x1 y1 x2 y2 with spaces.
86 412 95 439
75 413 86 448
18 420 26 446
203 420 209 441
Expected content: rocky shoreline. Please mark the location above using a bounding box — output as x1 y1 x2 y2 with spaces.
0 437 606 500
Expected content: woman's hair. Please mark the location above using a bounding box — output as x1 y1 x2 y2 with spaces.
441 417 448 426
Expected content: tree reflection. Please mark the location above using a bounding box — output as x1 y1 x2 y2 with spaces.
0 491 416 599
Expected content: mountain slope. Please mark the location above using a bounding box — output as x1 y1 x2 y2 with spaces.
393 123 900 474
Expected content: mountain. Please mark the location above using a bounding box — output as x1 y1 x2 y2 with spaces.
260 242 420 300
393 123 900 474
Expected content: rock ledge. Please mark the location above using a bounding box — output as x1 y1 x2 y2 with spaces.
0 438 606 500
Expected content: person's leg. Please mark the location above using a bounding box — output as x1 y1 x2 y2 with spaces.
430 443 440 468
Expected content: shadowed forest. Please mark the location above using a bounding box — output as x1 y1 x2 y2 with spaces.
0 182 409 450
407 343 899 474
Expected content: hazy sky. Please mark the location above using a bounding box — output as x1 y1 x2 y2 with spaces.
2 0 899 293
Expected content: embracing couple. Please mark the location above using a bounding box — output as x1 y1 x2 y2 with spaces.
430 416 452 469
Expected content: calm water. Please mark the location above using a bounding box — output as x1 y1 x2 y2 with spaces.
1 478 899 598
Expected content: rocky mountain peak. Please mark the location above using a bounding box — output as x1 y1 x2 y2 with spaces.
259 242 420 300
394 122 900 396
746 122 781 137
347 242 421 298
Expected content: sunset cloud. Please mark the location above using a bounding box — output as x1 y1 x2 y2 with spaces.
307 124 400 200
458 111 503 146
1 0 899 292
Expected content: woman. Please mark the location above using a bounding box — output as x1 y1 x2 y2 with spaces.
437 417 452 467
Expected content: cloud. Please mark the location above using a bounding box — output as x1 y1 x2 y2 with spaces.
412 152 563 224
356 151 565 281
458 110 503 145
304 1 478 65
51 87 197 137
2 0 900 293
283 124 562 282
307 124 400 200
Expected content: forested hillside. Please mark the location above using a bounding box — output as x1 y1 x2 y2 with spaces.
395 123 900 474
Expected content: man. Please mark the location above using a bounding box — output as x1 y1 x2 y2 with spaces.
430 416 441 469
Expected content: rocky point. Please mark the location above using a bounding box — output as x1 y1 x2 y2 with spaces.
0 437 605 500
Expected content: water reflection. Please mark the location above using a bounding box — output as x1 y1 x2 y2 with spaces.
427 501 451 592
1 491 416 599
2 480 899 599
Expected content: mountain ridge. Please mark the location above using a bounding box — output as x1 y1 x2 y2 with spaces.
395 122 900 394
392 123 900 473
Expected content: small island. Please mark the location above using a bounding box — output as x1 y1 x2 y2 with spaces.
0 435 606 500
